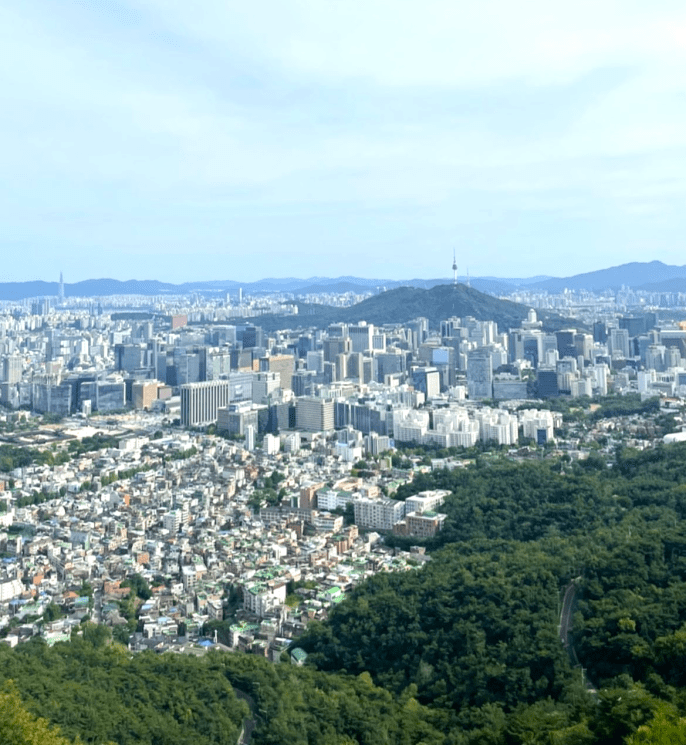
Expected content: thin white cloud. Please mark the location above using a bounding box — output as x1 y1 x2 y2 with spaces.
130 0 686 86
1 0 686 281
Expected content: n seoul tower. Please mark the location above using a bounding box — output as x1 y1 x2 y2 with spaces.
452 251 458 286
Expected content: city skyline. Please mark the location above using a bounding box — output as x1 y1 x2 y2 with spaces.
2 1 686 283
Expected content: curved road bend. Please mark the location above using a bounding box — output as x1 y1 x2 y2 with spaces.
233 688 256 745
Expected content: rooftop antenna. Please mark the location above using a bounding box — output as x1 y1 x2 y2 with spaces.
452 251 458 287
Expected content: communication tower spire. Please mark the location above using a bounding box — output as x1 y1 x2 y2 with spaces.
452 251 458 286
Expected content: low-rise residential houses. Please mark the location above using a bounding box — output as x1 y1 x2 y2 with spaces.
0 422 438 657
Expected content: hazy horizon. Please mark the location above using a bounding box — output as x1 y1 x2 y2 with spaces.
2 258 686 288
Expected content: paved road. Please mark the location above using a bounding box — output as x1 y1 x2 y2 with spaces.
559 581 597 695
559 583 577 660
233 688 256 745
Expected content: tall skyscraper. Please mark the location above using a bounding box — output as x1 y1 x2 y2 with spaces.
467 350 493 400
58 272 65 302
2 355 22 384
180 380 231 427
296 396 334 432
259 354 294 391
412 367 441 398
348 323 374 353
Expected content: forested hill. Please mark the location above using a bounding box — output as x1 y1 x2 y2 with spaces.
6 445 686 743
236 283 573 332
296 442 686 743
0 631 447 745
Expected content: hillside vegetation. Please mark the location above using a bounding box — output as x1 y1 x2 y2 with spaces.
232 283 572 332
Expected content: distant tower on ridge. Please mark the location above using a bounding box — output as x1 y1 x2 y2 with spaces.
58 272 65 302
452 251 458 286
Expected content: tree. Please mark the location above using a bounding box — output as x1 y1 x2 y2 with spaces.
0 682 82 745
592 683 663 745
112 625 131 646
79 581 93 598
121 573 151 601
628 707 686 744
80 622 110 648
42 603 64 623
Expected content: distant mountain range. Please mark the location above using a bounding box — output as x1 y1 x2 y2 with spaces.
0 275 544 300
3 261 686 301
526 261 686 293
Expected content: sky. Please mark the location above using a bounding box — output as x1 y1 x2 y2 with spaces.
1 1 686 284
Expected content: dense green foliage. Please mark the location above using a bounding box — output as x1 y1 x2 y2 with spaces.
0 443 68 473
387 444 686 549
0 435 121 476
590 394 661 421
297 442 686 743
217 654 449 745
0 682 83 745
66 434 120 456
121 573 152 600
301 540 575 708
0 634 248 745
514 393 663 423
0 632 447 745
167 446 198 460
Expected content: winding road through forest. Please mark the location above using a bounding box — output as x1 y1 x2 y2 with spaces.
559 581 597 695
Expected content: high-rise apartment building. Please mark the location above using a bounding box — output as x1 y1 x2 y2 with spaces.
217 401 260 436
556 330 577 359
353 497 405 531
609 328 631 359
412 367 441 398
252 372 280 404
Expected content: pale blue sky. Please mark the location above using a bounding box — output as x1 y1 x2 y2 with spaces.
1 1 686 283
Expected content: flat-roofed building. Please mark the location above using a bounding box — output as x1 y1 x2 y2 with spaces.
296 396 334 432
180 380 231 427
353 497 405 531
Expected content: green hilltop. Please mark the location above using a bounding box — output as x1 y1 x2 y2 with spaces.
239 283 572 332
